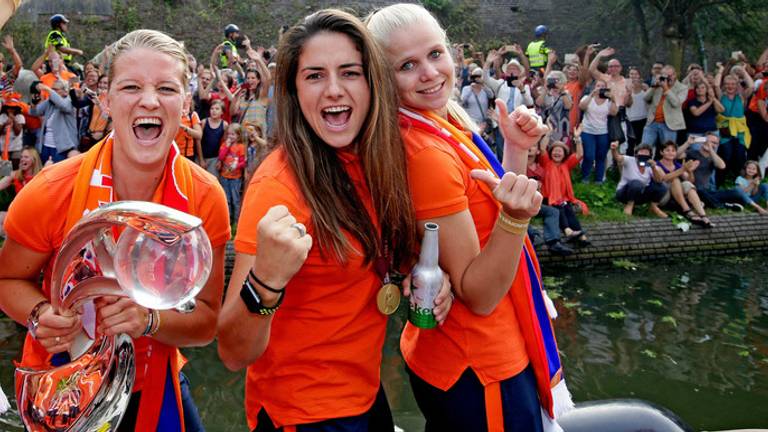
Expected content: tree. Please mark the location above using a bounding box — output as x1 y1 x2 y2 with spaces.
635 0 765 71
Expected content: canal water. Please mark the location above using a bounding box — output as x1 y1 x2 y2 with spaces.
1 256 767 431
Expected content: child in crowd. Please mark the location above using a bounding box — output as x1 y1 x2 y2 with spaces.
539 125 590 246
201 99 228 176
218 122 246 222
734 160 768 214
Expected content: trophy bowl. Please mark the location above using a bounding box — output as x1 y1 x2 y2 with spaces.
15 201 212 432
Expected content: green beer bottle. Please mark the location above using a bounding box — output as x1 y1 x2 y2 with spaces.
409 222 441 329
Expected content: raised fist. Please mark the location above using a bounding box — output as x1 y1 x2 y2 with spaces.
252 205 313 291
496 101 548 153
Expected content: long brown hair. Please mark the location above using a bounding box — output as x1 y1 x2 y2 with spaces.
275 9 416 267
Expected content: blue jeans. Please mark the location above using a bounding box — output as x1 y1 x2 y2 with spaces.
733 184 768 205
641 121 677 153
408 365 543 432
537 205 561 243
716 140 747 187
180 372 205 432
40 145 68 164
221 177 242 222
696 188 744 209
581 132 610 183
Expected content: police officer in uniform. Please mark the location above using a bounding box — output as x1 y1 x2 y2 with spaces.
220 24 241 69
525 24 550 72
45 14 83 71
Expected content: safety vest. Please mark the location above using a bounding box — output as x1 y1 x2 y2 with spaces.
219 40 239 68
44 30 72 63
525 40 549 69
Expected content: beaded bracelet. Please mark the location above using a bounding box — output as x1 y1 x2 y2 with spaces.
148 310 161 336
496 212 530 235
142 309 154 337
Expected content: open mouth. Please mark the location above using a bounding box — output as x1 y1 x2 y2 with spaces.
321 105 351 130
418 81 444 95
132 117 163 141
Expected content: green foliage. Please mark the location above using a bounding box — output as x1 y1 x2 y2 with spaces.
661 315 677 327
606 311 626 320
422 0 480 43
646 299 663 307
612 259 641 271
694 1 768 60
641 349 657 358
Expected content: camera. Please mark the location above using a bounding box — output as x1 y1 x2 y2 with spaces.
598 88 610 99
462 43 470 49
637 155 651 167
546 78 557 89
506 75 518 86
658 75 668 82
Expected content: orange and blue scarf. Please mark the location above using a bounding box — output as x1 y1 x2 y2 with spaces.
63 133 191 432
399 107 573 431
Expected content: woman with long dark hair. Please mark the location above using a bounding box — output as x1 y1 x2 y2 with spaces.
217 10 451 431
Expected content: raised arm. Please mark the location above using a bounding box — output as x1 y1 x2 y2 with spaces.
2 35 23 76
589 47 613 82
610 140 623 165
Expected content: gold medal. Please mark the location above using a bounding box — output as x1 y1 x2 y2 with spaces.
377 283 401 315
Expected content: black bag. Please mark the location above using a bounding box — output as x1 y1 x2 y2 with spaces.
608 113 625 143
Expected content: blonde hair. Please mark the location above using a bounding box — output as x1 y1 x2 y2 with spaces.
107 29 189 89
366 3 478 133
547 70 566 84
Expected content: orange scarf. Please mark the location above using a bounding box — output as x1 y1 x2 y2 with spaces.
64 133 194 432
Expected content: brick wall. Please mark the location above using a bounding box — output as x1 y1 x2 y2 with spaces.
536 214 768 269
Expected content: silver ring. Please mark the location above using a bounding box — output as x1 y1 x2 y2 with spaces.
291 222 307 238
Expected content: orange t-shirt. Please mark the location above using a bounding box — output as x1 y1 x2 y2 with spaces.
4 154 230 391
175 111 201 158
39 71 78 100
748 81 767 113
564 81 583 132
235 148 387 428
218 142 246 179
399 123 529 391
654 94 667 123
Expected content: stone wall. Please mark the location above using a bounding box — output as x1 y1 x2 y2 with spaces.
536 214 768 270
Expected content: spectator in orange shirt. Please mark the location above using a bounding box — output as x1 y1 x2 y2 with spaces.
217 10 451 430
0 29 229 432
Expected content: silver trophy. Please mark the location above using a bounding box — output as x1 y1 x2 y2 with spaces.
15 201 212 432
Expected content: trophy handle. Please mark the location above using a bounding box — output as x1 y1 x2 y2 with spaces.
16 201 211 432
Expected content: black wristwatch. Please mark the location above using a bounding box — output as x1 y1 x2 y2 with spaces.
240 275 284 315
27 300 51 339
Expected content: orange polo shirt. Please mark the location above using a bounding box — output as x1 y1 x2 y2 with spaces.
4 154 230 392
235 148 386 429
399 123 529 391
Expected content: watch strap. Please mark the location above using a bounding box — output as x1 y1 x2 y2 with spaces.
240 276 283 315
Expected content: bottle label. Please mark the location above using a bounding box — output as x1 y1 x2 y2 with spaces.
409 303 437 329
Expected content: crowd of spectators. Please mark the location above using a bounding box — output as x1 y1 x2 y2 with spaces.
1 15 767 256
